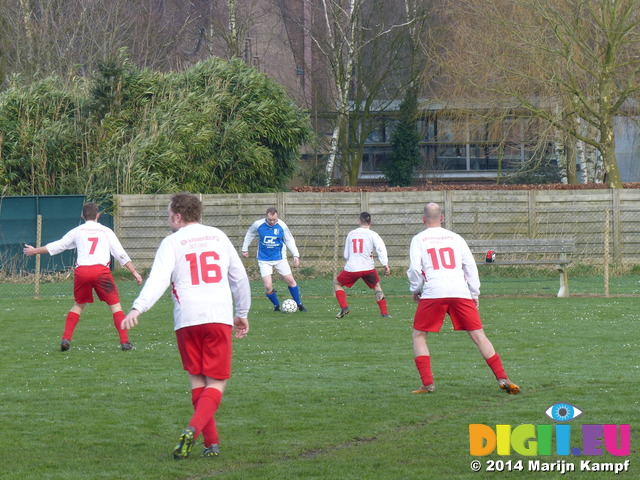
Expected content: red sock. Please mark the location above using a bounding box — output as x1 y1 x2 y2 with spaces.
486 353 507 380
112 310 129 343
62 311 81 340
377 298 388 316
415 355 433 386
191 387 206 407
189 387 223 438
191 387 218 445
201 417 219 446
335 290 348 309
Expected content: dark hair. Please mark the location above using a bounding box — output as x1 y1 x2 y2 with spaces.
170 192 202 223
359 212 372 225
266 207 278 216
82 202 99 220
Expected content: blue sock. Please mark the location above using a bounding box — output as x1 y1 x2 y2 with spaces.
266 290 279 306
288 285 301 304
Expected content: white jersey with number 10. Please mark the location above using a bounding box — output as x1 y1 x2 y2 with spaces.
407 226 480 299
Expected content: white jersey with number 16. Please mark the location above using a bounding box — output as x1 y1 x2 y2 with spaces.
132 223 251 330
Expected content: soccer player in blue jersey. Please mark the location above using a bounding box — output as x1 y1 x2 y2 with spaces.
241 207 307 312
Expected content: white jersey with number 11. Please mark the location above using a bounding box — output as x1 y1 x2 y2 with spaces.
343 227 388 272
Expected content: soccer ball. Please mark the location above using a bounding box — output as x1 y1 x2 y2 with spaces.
281 298 298 313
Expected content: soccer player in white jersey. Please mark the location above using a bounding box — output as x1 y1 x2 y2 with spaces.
334 212 390 318
407 202 520 395
23 202 142 351
241 207 306 311
121 193 251 459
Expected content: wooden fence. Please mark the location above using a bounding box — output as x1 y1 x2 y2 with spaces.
114 189 640 271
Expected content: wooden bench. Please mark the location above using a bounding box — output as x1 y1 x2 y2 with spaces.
466 238 575 297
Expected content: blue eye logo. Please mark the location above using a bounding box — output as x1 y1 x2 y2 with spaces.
544 403 583 422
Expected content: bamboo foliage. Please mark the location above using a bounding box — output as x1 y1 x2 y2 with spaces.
0 77 87 195
0 57 312 196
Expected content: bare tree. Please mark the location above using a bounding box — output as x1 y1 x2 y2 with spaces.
1 0 190 81
296 0 428 185
435 0 640 188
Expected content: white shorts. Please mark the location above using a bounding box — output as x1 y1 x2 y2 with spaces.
258 259 292 278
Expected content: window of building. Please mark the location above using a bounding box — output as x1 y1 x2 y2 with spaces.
361 146 392 173
358 112 553 176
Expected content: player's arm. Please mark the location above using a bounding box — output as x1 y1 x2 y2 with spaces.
105 230 143 285
107 229 133 265
460 238 480 299
241 221 259 256
227 241 251 338
32 228 77 257
407 236 425 298
233 316 249 339
374 233 390 273
121 308 141 330
281 222 300 259
122 239 175 329
343 233 351 261
228 243 251 318
23 245 50 256
123 261 143 286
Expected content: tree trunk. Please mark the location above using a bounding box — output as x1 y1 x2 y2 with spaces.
564 142 577 184
348 150 362 186
324 122 341 184
600 122 623 188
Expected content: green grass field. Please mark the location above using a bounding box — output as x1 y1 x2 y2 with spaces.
1 277 638 479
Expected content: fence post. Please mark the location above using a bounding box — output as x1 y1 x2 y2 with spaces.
528 190 538 237
277 192 285 217
360 191 369 213
604 208 610 297
444 190 453 231
333 213 340 275
34 214 42 299
612 189 621 264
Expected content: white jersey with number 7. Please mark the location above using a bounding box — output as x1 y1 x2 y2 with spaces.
407 226 480 299
45 220 131 267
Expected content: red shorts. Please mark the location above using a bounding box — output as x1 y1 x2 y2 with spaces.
336 269 380 289
73 265 120 305
413 298 483 332
176 323 233 379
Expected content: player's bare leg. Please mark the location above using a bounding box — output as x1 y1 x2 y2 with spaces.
412 329 435 393
468 329 520 394
263 275 281 311
263 275 274 294
374 284 389 317
282 273 297 288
